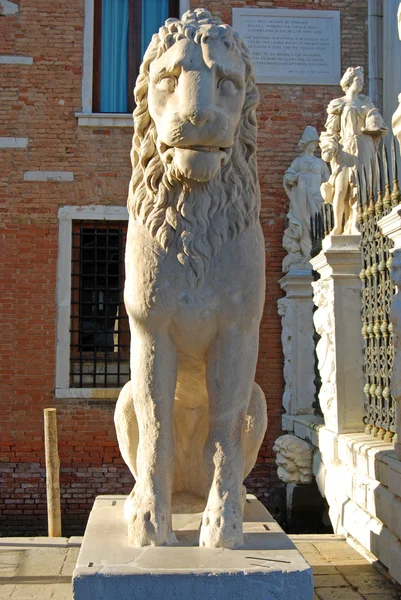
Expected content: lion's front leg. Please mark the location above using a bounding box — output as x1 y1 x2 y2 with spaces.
126 324 177 547
199 328 259 549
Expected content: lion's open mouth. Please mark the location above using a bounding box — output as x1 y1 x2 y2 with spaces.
159 142 229 155
179 145 225 153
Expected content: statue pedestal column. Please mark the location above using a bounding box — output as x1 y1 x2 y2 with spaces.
72 494 313 600
310 235 365 434
278 267 316 431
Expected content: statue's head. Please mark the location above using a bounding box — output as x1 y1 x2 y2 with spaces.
145 11 250 182
273 435 313 484
129 9 260 284
133 9 258 183
340 66 364 93
297 125 319 154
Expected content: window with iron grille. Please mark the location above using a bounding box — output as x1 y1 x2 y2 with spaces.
70 221 130 388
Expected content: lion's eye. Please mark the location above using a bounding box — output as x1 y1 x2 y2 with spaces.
157 76 177 93
219 78 237 95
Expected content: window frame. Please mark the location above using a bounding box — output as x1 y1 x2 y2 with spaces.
76 0 188 126
56 206 129 400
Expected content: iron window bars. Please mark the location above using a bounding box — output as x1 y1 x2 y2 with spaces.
70 221 130 388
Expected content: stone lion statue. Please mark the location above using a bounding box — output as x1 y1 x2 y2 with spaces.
114 8 267 550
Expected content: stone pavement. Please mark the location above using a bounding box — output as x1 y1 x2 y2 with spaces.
0 534 400 599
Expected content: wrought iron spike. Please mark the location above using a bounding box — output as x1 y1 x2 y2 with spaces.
361 165 368 204
356 169 362 206
322 203 327 236
368 159 374 202
375 151 383 211
391 135 398 182
375 151 382 193
382 143 390 187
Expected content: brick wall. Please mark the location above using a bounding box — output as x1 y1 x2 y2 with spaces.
0 0 368 535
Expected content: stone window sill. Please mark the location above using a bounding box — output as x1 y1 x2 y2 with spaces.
75 113 133 128
55 387 120 401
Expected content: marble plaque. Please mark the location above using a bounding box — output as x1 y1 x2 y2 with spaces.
232 8 341 85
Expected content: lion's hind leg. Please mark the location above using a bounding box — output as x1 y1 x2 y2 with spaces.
114 381 138 522
243 382 268 480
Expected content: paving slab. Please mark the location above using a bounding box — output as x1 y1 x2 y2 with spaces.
315 589 362 600
1 526 400 599
313 574 349 587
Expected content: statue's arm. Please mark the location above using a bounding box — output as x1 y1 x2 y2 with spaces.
360 100 389 138
283 159 300 193
320 100 343 162
321 161 331 183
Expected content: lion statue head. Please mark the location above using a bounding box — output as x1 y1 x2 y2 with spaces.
128 9 260 284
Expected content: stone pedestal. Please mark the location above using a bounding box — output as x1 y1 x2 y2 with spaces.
73 494 313 600
310 235 365 434
278 267 316 426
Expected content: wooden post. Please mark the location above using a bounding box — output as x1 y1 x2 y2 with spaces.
44 408 62 537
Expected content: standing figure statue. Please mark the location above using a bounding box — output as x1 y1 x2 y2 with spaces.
114 9 267 550
391 3 401 148
282 126 330 272
320 66 388 235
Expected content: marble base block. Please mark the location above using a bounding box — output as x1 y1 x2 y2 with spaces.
73 494 313 600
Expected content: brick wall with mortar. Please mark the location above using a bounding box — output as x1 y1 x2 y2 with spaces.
0 0 368 535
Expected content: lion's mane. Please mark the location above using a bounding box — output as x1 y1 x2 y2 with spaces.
128 9 260 284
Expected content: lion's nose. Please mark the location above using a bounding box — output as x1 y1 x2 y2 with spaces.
186 108 213 127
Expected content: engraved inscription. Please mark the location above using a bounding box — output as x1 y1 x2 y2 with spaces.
233 9 341 85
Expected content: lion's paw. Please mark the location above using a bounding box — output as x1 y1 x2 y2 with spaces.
199 500 244 549
125 492 176 547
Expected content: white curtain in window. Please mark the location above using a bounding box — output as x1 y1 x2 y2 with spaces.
141 0 169 57
100 0 129 113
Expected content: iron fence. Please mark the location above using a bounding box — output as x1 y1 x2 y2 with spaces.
311 138 401 440
359 139 400 439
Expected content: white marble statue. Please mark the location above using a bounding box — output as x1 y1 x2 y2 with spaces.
390 250 401 401
312 278 336 417
273 435 313 484
392 3 401 147
320 66 388 235
283 126 330 272
114 9 267 550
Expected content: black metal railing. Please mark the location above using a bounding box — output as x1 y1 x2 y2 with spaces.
310 204 334 257
310 138 401 439
359 139 400 439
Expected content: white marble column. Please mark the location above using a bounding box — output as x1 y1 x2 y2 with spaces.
279 267 316 429
379 204 401 458
310 235 365 434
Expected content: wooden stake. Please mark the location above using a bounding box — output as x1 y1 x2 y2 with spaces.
44 408 62 537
